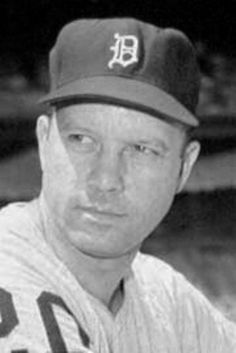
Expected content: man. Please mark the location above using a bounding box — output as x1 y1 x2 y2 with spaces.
0 17 235 353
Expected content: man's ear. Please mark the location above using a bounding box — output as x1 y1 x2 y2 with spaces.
176 140 200 193
36 115 51 171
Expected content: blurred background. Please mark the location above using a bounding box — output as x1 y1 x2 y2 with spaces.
0 0 236 320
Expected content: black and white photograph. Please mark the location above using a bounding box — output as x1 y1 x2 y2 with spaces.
0 1 236 352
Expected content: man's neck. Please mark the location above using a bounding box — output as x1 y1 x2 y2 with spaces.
65 248 135 312
36 196 137 313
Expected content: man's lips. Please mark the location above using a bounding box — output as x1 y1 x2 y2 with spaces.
77 205 127 221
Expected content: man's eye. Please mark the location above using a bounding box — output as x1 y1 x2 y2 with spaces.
69 134 93 144
133 144 158 156
68 134 96 151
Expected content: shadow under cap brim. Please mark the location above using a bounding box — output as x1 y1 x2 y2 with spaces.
40 76 199 127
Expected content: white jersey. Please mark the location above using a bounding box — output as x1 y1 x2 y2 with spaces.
0 201 235 353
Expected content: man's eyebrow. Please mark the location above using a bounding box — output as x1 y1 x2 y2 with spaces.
58 118 94 133
66 126 94 134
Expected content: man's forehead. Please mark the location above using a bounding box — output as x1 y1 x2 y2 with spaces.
54 102 186 142
56 102 168 126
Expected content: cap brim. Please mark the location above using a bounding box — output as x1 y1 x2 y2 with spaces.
40 76 199 127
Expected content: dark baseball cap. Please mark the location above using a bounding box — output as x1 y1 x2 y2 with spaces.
41 18 200 127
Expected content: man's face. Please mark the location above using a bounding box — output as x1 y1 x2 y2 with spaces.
37 103 199 258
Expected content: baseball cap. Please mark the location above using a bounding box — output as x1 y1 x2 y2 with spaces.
41 17 200 127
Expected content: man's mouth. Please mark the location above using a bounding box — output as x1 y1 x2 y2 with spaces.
78 205 126 223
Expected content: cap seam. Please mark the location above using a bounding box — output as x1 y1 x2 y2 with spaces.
57 72 158 91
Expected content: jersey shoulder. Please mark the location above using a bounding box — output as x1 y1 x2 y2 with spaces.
0 202 92 352
0 200 61 291
131 252 204 316
0 201 34 241
132 251 182 290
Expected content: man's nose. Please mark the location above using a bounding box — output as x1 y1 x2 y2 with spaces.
87 149 125 195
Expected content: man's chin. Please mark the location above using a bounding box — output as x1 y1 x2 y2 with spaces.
78 243 141 261
66 226 142 260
